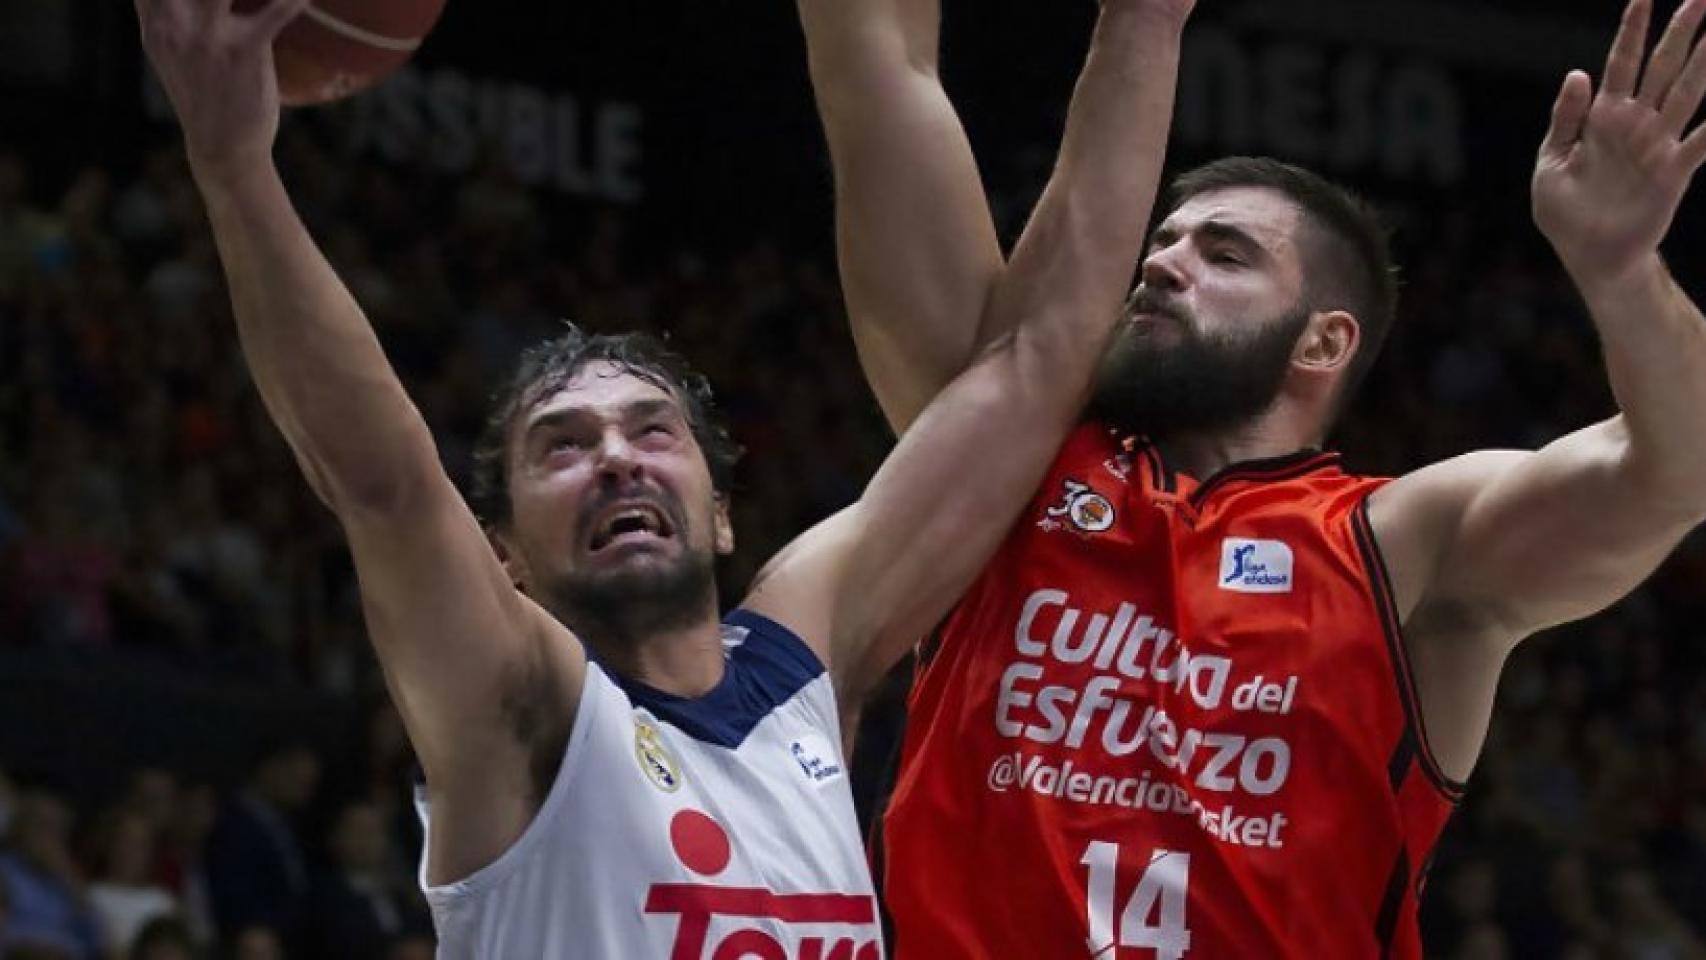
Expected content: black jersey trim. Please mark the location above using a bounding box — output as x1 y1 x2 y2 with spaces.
1387 729 1416 793
1375 847 1410 957
1184 449 1341 508
1139 444 1176 494
1352 499 1468 803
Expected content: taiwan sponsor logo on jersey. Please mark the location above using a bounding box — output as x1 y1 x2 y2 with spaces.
1218 539 1294 593
789 733 845 786
1041 479 1116 535
645 808 881 959
634 718 683 792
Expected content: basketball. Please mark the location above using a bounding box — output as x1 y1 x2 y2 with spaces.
237 0 448 106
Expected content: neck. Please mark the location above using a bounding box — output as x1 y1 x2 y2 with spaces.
557 596 728 698
1151 409 1320 479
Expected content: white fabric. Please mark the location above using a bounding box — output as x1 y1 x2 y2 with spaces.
88 883 178 953
417 622 882 959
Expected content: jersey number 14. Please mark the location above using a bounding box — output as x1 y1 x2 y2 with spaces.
1081 841 1192 959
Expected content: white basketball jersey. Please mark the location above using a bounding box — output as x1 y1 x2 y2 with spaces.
415 610 884 959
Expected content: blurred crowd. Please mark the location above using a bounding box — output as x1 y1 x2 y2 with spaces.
0 107 1703 957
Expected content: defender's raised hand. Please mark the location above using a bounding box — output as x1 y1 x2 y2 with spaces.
1534 0 1706 287
135 0 311 181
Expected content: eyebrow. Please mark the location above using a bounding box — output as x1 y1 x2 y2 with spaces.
523 398 683 441
1150 220 1268 258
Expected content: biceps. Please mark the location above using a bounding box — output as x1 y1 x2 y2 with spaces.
1446 425 1687 633
339 481 571 770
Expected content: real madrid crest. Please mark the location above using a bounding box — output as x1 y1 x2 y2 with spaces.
1041 478 1116 534
634 718 682 793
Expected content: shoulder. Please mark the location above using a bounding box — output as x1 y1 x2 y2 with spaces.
1365 449 1531 621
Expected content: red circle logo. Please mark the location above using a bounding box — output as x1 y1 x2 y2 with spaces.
669 809 732 877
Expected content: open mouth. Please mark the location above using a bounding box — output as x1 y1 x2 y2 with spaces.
588 503 676 552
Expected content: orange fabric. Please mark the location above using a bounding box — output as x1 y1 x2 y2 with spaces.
882 424 1461 959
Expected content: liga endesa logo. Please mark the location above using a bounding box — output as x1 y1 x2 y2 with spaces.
644 809 881 959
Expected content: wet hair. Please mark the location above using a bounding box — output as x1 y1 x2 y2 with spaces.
1163 157 1399 409
469 325 743 527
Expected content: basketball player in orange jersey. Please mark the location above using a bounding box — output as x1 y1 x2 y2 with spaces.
803 0 1706 955
135 0 1192 953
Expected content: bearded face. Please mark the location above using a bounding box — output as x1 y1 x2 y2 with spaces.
1088 287 1311 440
539 479 720 644
499 363 731 650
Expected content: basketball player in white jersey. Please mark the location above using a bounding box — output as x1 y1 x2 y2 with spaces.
134 0 1194 954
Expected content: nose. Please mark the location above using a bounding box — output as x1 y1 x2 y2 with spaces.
593 428 643 486
1139 240 1187 295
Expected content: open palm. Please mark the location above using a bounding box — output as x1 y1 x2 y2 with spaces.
1534 0 1706 284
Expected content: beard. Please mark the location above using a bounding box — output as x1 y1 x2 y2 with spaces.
541 488 719 651
1087 292 1311 440
544 546 718 651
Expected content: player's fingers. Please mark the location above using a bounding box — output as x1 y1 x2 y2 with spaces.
1678 112 1706 172
240 0 310 45
1639 0 1706 107
1540 70 1594 161
1660 27 1706 135
1604 0 1654 99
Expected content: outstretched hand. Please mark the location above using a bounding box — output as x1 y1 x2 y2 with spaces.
135 0 312 182
1533 0 1706 287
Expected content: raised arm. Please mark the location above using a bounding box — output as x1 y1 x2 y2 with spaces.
137 0 579 883
1371 0 1706 773
749 0 1193 704
797 0 1004 432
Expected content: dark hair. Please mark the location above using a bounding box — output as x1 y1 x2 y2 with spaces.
130 916 195 958
1164 157 1399 411
470 325 743 526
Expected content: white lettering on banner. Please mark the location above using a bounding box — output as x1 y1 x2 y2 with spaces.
344 67 645 202
1177 26 1463 185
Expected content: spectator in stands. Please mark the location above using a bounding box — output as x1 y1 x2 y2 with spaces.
307 801 422 959
224 926 280 960
126 917 193 960
0 791 100 958
203 745 317 943
1610 867 1706 960
153 786 213 951
85 808 177 957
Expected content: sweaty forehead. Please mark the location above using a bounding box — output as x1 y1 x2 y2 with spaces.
1161 186 1304 252
524 362 684 426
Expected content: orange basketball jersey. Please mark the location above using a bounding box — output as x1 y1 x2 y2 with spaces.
878 424 1463 959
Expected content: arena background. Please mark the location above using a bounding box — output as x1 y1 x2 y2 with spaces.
1 1 1704 956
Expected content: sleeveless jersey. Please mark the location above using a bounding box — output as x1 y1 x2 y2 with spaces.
418 610 883 959
879 424 1462 959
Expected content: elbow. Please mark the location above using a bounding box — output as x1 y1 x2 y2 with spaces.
1618 430 1706 526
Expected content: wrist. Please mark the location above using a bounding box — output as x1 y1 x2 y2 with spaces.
1098 0 1194 32
1569 253 1669 311
188 148 282 201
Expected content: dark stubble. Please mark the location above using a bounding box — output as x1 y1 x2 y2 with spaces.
543 492 718 651
1087 291 1311 440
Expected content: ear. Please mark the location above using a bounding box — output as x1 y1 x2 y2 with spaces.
712 494 735 556
1294 310 1359 374
487 526 530 591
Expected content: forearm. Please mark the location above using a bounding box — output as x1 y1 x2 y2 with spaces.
1578 255 1706 515
994 1 1189 397
196 164 438 513
801 0 1004 433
